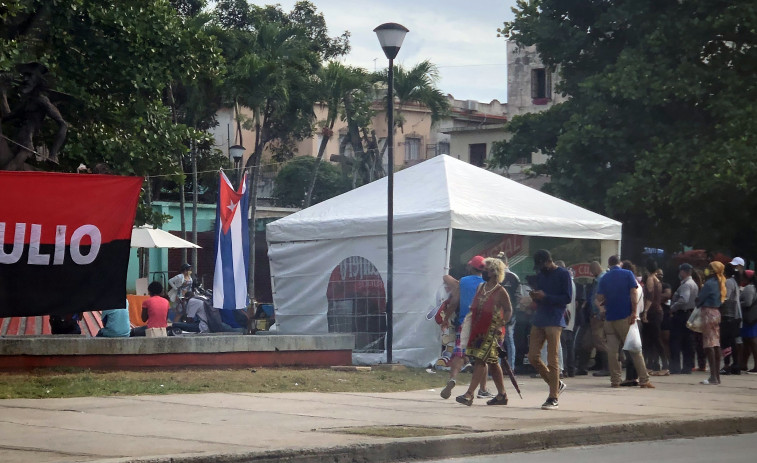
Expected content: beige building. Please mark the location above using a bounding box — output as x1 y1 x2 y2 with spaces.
209 40 562 197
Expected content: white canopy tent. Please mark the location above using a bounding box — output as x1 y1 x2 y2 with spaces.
131 225 201 249
267 155 621 366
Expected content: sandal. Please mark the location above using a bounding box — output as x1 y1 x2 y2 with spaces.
455 393 473 406
486 393 508 406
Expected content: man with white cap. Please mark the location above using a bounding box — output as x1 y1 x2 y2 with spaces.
731 257 745 272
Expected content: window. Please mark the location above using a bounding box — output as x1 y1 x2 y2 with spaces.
437 141 450 156
469 143 486 167
404 137 421 162
531 68 552 100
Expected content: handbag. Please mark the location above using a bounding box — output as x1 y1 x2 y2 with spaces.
623 322 642 353
686 307 704 333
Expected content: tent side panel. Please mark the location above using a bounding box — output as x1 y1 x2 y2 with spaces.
268 230 449 367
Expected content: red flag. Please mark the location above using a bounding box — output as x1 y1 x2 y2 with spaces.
0 171 143 317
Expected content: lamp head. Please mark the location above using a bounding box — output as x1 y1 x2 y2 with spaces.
229 144 245 163
373 23 409 60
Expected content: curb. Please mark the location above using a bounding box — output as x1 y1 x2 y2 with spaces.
97 415 757 463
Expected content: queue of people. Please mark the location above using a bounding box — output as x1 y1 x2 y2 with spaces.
438 251 757 410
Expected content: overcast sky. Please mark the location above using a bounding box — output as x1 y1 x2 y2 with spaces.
250 1 519 103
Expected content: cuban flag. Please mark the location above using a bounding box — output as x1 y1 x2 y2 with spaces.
213 171 250 323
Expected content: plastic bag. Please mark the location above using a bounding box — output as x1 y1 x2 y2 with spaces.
686 307 704 333
459 312 472 348
623 322 642 352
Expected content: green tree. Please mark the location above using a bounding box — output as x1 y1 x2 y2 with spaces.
0 0 223 226
496 0 757 257
305 62 375 206
273 156 349 207
210 0 348 302
373 60 450 170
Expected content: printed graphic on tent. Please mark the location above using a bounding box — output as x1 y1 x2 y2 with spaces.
326 256 386 353
460 234 530 268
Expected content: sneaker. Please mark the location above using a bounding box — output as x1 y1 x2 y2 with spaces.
477 389 494 398
748 368 757 374
541 398 559 410
461 363 473 373
440 379 455 399
558 380 567 396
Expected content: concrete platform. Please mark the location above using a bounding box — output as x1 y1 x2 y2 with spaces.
0 370 756 463
0 334 353 370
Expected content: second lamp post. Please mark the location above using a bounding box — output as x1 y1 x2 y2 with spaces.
374 22 408 365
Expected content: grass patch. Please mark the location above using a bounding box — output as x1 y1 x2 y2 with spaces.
332 425 473 438
0 368 468 399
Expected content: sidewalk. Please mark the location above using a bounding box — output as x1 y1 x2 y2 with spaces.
1 371 756 463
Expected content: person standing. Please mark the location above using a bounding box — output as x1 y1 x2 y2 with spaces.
440 256 490 399
168 263 193 308
142 281 170 338
698 261 727 385
642 260 666 375
499 253 521 373
527 250 571 410
455 258 513 406
556 261 577 377
595 255 654 389
669 263 698 374
719 263 742 375
574 261 602 375
739 270 757 372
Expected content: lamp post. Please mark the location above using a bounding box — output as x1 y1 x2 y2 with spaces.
229 143 245 184
374 22 408 365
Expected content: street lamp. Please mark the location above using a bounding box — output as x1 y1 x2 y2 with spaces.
374 22 408 365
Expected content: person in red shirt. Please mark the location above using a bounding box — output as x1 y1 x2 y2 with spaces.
141 281 169 337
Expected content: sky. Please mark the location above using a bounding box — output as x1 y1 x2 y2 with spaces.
250 0 519 103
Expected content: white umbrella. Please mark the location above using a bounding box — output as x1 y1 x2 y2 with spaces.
130 225 201 249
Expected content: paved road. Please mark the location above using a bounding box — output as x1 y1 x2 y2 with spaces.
410 432 757 463
1 372 756 462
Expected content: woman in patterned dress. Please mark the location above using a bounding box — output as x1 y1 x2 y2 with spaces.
456 258 513 406
697 261 727 385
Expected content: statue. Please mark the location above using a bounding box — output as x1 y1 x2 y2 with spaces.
0 62 68 171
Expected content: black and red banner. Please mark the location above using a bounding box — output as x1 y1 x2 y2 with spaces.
0 171 143 317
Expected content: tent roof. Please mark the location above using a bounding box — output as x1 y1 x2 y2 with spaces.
267 155 621 242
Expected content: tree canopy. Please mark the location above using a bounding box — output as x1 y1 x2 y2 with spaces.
496 0 757 257
273 155 349 207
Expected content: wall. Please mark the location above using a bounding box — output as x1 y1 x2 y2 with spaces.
506 41 569 118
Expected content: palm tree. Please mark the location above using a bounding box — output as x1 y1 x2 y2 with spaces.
305 62 372 206
375 60 450 169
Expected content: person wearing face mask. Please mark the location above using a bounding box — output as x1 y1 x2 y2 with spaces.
440 256 491 400
455 258 513 406
669 263 699 374
697 261 727 385
526 249 571 410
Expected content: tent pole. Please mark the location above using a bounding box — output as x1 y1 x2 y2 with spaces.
444 228 454 275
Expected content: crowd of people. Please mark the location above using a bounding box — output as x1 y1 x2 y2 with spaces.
439 250 757 410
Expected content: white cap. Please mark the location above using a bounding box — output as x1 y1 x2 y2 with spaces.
730 257 745 266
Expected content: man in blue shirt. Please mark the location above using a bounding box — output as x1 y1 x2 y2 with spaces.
527 250 571 410
595 255 654 389
440 256 489 399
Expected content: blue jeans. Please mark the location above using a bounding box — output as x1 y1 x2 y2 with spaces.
504 321 516 368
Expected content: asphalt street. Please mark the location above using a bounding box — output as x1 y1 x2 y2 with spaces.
410 432 757 463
